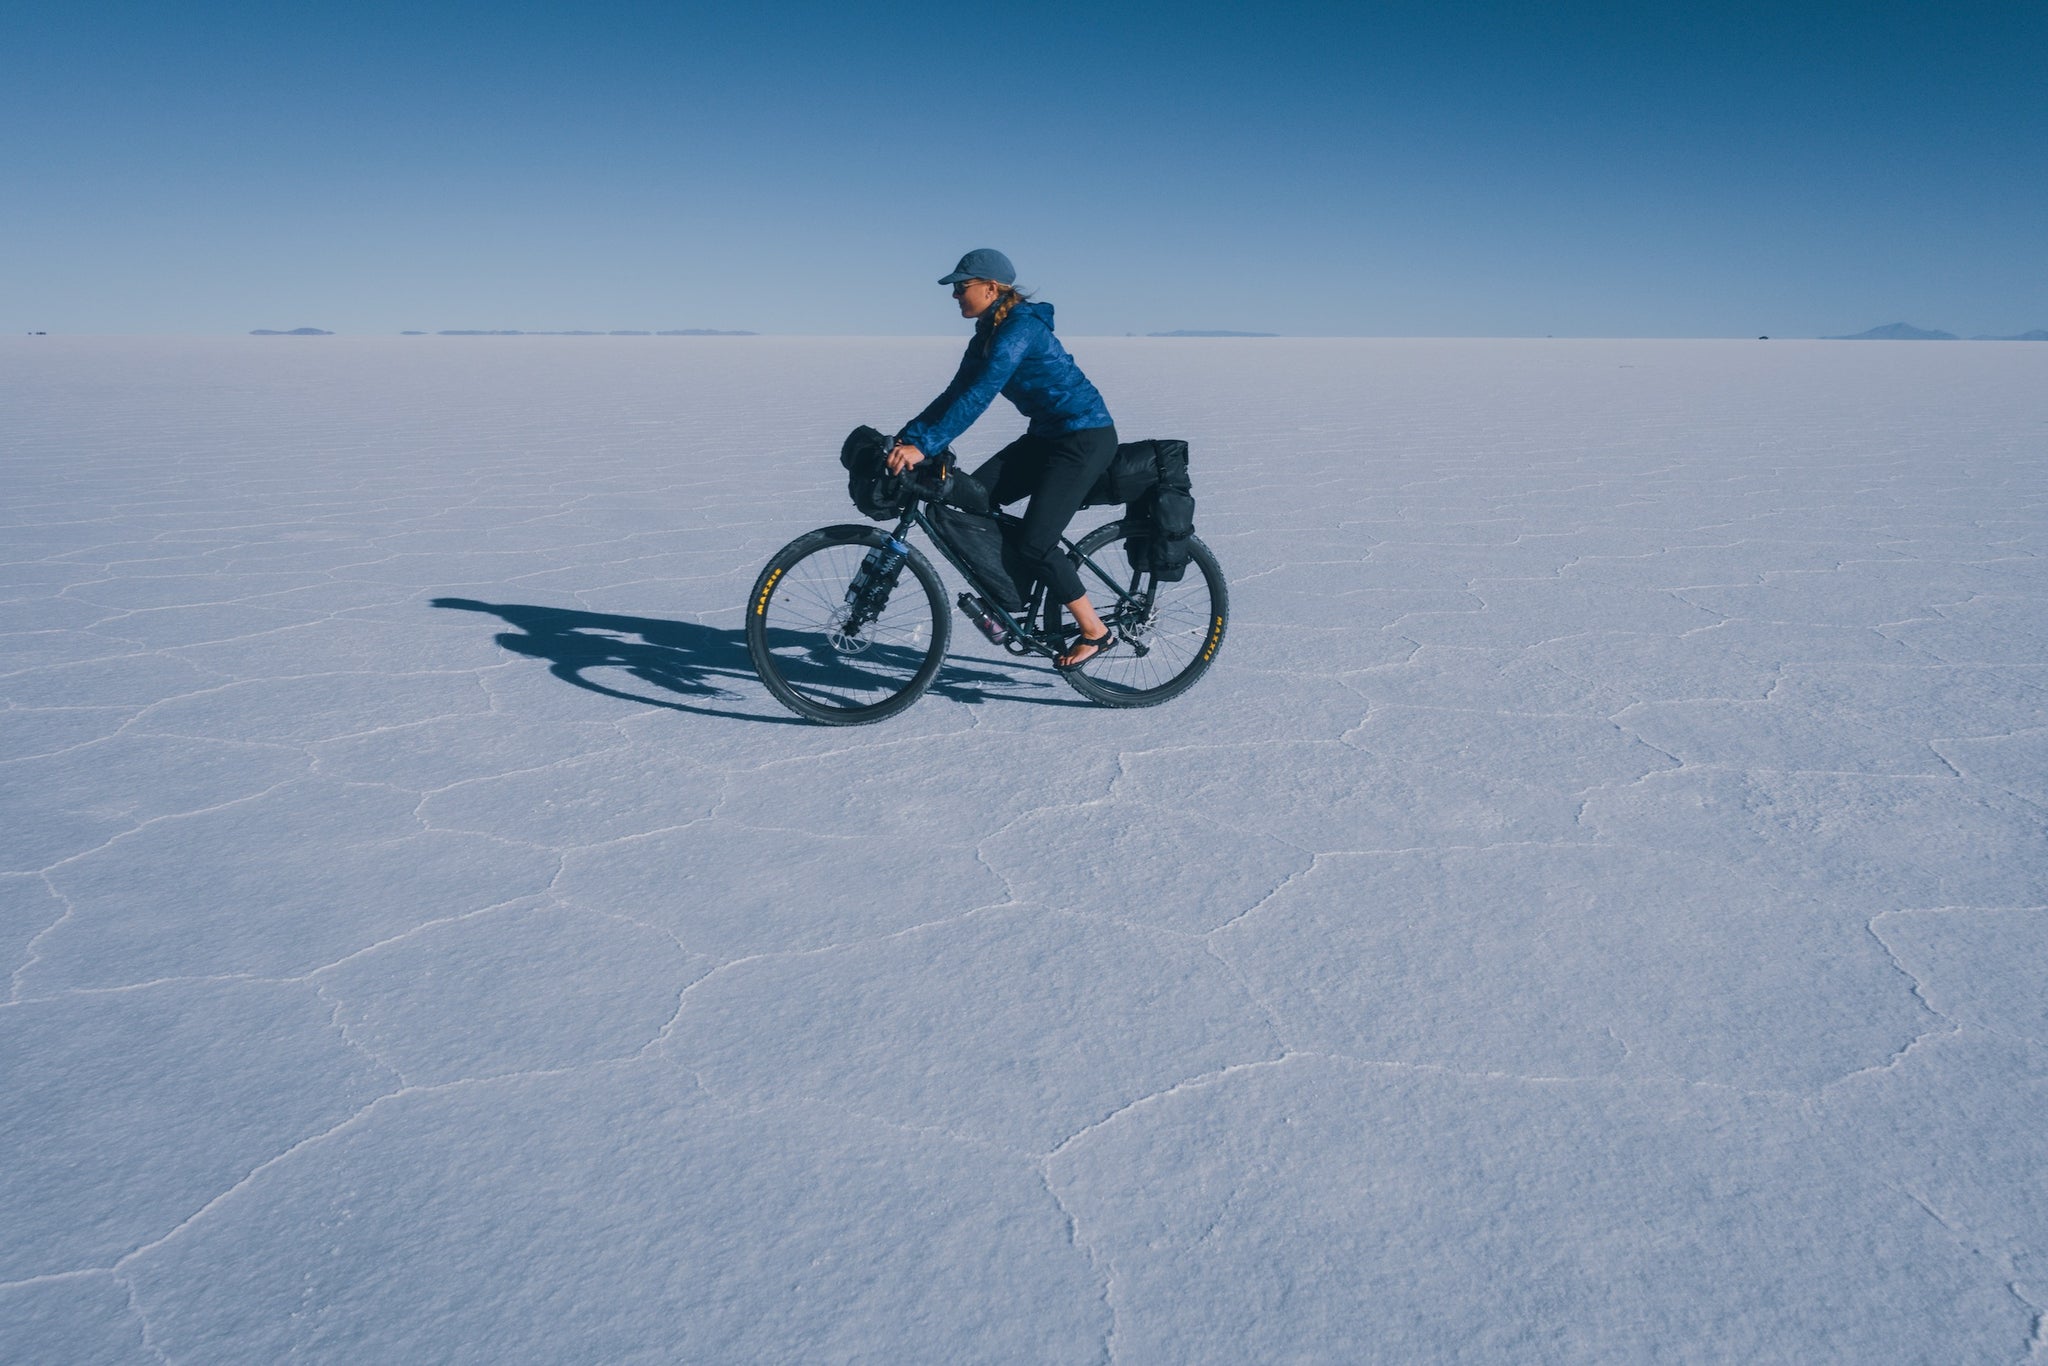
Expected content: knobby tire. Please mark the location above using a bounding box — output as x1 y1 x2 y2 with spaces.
1056 521 1228 708
746 525 950 725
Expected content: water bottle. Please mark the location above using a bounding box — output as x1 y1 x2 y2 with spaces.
958 593 1013 646
846 539 909 603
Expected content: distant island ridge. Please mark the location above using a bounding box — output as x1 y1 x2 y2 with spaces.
418 329 757 336
1827 322 2048 341
255 328 755 336
239 324 2045 341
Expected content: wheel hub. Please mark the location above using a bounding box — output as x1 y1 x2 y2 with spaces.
1117 604 1157 654
825 606 872 653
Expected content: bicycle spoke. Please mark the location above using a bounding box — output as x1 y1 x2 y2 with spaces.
753 538 943 716
1058 522 1225 705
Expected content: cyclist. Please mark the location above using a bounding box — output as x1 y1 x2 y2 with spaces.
885 249 1120 669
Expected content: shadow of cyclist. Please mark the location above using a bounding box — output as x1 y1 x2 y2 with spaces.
434 598 1079 719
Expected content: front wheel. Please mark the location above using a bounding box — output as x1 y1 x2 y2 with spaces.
1058 522 1227 708
746 525 950 725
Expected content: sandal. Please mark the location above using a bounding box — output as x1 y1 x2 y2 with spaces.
1056 631 1117 671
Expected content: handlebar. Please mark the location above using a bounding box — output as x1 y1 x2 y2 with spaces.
899 451 991 514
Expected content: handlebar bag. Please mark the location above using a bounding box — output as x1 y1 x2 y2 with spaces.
839 425 914 520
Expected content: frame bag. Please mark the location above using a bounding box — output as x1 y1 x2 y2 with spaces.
928 504 1030 612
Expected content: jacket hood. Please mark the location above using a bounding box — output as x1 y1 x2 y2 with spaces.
979 300 1055 333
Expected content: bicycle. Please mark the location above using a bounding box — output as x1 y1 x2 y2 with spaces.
745 462 1228 725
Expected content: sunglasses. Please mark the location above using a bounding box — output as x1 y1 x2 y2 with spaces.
951 280 984 297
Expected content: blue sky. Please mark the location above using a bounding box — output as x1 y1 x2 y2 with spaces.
6 0 2043 336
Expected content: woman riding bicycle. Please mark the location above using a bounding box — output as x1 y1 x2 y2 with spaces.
885 249 1120 669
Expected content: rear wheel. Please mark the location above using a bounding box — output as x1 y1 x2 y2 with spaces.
746 525 950 725
1057 521 1227 707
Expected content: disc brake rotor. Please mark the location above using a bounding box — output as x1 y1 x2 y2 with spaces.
1118 601 1159 653
825 606 872 653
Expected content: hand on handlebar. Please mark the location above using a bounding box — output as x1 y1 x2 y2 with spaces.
885 442 926 476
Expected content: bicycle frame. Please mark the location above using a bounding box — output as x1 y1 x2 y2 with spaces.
885 501 1148 659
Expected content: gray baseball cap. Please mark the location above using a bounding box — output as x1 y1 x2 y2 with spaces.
937 248 1016 286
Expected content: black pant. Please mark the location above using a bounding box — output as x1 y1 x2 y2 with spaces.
970 425 1119 605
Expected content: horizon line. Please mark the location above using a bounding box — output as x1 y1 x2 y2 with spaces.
10 331 2048 342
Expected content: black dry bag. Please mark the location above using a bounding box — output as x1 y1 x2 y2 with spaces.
1081 440 1165 509
1120 439 1196 581
840 425 914 521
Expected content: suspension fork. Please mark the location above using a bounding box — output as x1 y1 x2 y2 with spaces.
842 519 916 630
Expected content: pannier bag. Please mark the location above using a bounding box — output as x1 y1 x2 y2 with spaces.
1142 488 1197 580
928 504 1030 611
1114 439 1197 581
840 425 914 521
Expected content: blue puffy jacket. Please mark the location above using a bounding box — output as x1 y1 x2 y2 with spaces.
897 301 1112 458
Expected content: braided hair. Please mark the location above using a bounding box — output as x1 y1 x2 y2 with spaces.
980 283 1031 353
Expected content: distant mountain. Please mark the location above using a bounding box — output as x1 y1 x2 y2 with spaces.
427 328 756 336
1826 323 1957 341
250 327 333 336
1147 330 1278 338
1971 329 2048 341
